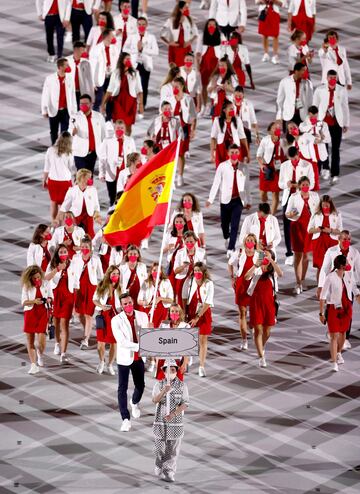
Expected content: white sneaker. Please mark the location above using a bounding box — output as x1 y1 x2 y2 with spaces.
64 31 72 44
37 351 44 367
294 284 302 295
332 361 339 372
47 55 56 63
198 366 206 377
120 418 131 432
285 256 294 266
60 353 69 364
176 175 184 187
226 249 234 259
343 339 351 350
259 357 267 368
224 238 229 250
330 176 339 185
107 364 116 376
53 342 60 355
336 353 344 364
97 361 105 374
188 356 193 366
262 53 270 62
130 400 141 419
80 339 89 350
271 55 280 64
241 340 248 351
137 113 144 121
199 0 209 8
185 151 190 159
28 363 40 375
147 361 155 373
154 466 162 477
321 169 330 180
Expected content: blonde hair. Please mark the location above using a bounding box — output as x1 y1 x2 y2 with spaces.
21 265 43 289
96 265 121 298
126 152 140 168
76 168 92 183
243 233 258 249
55 132 72 156
169 303 185 322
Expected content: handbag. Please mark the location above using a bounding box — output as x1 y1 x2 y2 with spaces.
258 7 267 21
95 314 105 330
48 319 55 340
265 165 275 181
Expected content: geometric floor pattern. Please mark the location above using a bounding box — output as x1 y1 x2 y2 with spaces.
1 1 360 492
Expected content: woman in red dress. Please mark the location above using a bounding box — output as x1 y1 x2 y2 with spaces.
257 0 284 64
119 245 148 309
245 250 283 368
171 193 205 246
196 18 222 111
208 55 238 119
228 233 257 350
308 195 342 280
164 213 189 291
182 262 214 378
286 176 320 294
288 0 316 43
228 31 255 89
21 265 53 375
26 224 52 272
319 255 360 372
93 265 121 375
45 244 74 363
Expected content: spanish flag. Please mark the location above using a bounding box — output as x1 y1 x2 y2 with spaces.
104 140 179 247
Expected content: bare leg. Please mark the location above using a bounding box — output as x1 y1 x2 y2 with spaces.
329 333 338 362
301 253 309 282
37 333 46 356
253 325 264 357
125 124 132 136
293 252 302 285
54 316 61 345
337 332 346 353
109 344 116 365
178 156 185 176
50 201 58 223
84 315 93 340
271 192 279 215
260 190 268 203
239 306 248 341
78 313 86 330
199 334 208 367
97 341 105 362
26 333 36 364
262 36 269 54
201 87 208 108
262 325 271 350
60 318 70 354
272 37 279 56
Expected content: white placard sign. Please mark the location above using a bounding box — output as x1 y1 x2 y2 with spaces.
139 327 199 358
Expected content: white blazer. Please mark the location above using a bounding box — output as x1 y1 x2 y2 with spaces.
208 75 238 106
60 184 100 217
256 135 283 166
256 0 283 14
48 225 85 250
288 0 316 16
220 44 250 66
36 0 71 21
116 167 133 193
46 264 77 293
111 310 149 365
21 281 53 311
319 46 352 86
170 94 197 124
98 135 136 181
123 32 159 72
93 287 122 312
319 245 360 287
69 110 105 157
278 158 315 206
182 278 214 307
109 248 124 267
138 279 174 308
235 98 257 130
209 0 247 27
41 72 77 118
238 213 281 249
44 146 74 181
320 271 358 306
70 253 104 288
211 117 246 145
114 14 138 47
107 69 142 98
208 159 250 205
276 75 313 122
288 43 310 71
90 43 120 87
86 25 103 54
285 191 320 221
228 250 253 277
27 243 47 267
74 0 101 16
147 116 180 145
66 55 94 100
180 67 202 98
161 16 199 44
169 209 205 237
298 118 330 162
313 84 350 128
119 262 148 292
173 246 206 280
159 83 176 109
307 212 343 240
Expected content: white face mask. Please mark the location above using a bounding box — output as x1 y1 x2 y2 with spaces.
169 370 177 380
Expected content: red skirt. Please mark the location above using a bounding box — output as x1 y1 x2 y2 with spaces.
259 168 280 192
235 275 251 307
75 212 95 238
258 6 280 37
187 292 212 335
312 234 338 269
53 276 74 319
290 209 312 253
212 89 226 119
97 308 117 344
168 45 188 68
312 160 320 191
327 301 352 334
75 268 96 316
23 305 48 334
48 178 72 204
249 277 276 327
291 12 315 42
113 88 137 126
156 358 184 381
200 46 218 88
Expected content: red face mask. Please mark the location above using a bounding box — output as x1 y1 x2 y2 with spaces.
170 312 180 321
208 25 216 35
128 254 138 263
345 264 351 272
163 109 172 118
290 127 299 137
87 178 93 186
116 129 125 139
184 61 193 68
262 258 270 266
235 96 242 104
81 248 90 256
124 58 132 68
230 152 239 161
185 242 195 250
182 8 190 16
274 128 281 137
328 77 337 87
173 86 180 96
175 222 184 230
322 206 330 216
123 303 134 314
301 185 310 193
44 232 52 241
33 278 42 288
80 103 90 113
81 52 88 59
183 200 192 209
111 37 117 45
110 274 120 283
310 116 317 125
229 38 238 47
64 66 71 73
342 239 351 250
59 254 68 262
140 146 147 155
228 109 235 118
300 40 307 46
122 7 130 16
245 241 255 249
98 19 106 27
219 66 226 75
151 271 159 280
138 25 146 34
194 272 203 280
328 37 337 47
64 217 73 227
291 158 300 166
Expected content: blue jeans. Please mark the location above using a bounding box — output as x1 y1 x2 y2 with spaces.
220 197 243 251
117 359 145 420
44 14 65 57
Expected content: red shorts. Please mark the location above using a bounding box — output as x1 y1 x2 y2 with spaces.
48 178 72 204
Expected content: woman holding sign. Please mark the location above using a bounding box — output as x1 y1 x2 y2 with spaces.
182 262 214 378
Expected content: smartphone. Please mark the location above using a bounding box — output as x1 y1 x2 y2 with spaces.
257 250 265 262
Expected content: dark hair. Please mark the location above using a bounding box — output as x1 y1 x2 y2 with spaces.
264 250 276 275
183 230 198 242
234 85 244 93
50 243 69 269
119 291 133 303
298 175 310 186
80 93 92 102
173 76 186 91
308 105 318 114
325 30 339 42
32 224 49 244
333 254 347 271
288 146 298 158
219 99 237 132
146 262 167 284
212 55 235 83
258 203 271 215
170 213 189 237
117 51 135 77
172 0 192 29
228 143 239 151
56 57 68 68
138 16 148 23
161 100 171 109
230 31 242 44
290 29 305 42
177 192 200 213
316 195 337 215
143 139 155 150
102 28 114 38
119 0 130 9
267 121 277 132
73 41 85 49
293 62 305 72
327 69 337 77
99 10 115 29
202 18 221 46
194 262 211 282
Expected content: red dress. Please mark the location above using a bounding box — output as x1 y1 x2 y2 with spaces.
168 23 187 67
53 269 74 319
48 178 72 204
232 52 246 87
215 121 234 167
290 197 312 253
167 237 184 291
175 253 194 307
63 229 76 259
113 74 137 126
212 85 226 118
327 282 352 333
41 245 51 272
174 100 190 157
75 261 96 316
97 294 117 343
249 275 276 327
200 46 218 88
187 284 212 335
235 254 254 307
312 215 338 269
23 287 48 334
75 199 95 238
127 267 141 309
258 4 280 38
259 141 282 192
291 0 315 42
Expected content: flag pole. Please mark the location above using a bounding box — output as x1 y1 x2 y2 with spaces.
149 137 181 324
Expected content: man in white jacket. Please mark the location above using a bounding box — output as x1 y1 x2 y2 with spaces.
36 0 71 62
66 40 94 108
111 293 150 432
209 0 247 39
238 203 281 253
41 57 77 144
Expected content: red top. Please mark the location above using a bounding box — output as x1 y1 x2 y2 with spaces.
290 161 298 194
48 0 59 15
156 121 170 148
231 163 239 199
122 19 128 47
259 216 267 246
86 113 96 152
295 78 301 99
126 313 140 360
58 75 67 109
41 245 51 272
97 33 104 44
105 46 111 67
178 24 185 47
324 88 336 126
74 58 80 91
73 0 84 9
224 122 233 150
